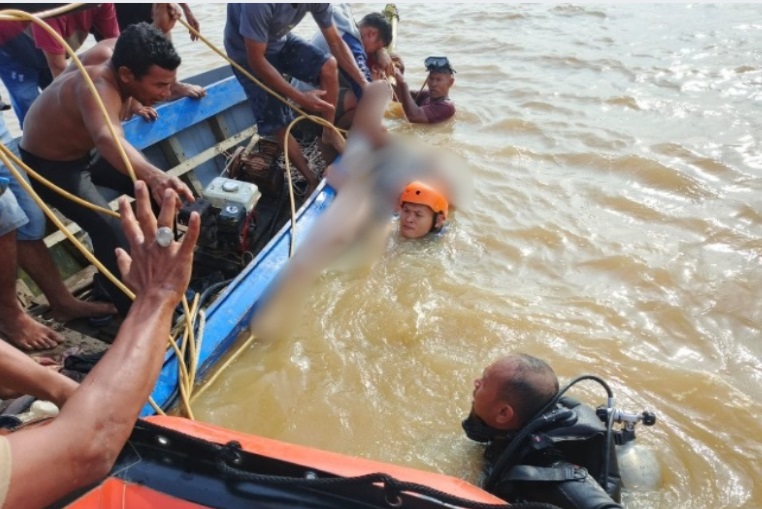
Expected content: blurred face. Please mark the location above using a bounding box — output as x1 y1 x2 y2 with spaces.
426 71 454 99
399 202 436 239
122 64 175 106
360 25 385 55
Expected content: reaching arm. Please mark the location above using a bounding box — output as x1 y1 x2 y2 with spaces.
76 78 194 205
151 3 182 37
3 181 200 509
322 25 369 89
0 341 77 408
244 38 333 114
180 3 200 40
391 69 430 124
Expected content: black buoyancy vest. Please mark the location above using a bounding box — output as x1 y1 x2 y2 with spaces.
486 397 622 503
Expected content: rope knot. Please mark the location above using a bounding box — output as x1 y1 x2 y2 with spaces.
218 440 243 468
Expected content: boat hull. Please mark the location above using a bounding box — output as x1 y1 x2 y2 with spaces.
118 67 337 417
59 416 504 508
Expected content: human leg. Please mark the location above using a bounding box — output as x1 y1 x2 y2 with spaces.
20 149 132 316
16 241 117 322
279 34 344 153
1 121 116 320
231 62 317 190
0 191 62 350
274 126 318 194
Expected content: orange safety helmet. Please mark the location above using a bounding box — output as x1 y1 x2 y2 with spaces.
399 181 449 220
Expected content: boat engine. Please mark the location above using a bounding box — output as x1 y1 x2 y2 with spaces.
178 177 261 277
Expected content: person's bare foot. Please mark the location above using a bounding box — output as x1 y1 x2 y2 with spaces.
50 299 117 324
322 128 346 154
0 311 63 351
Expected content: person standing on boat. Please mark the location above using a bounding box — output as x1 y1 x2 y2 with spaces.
0 98 116 351
0 181 200 509
224 3 370 195
18 23 195 317
463 354 623 509
392 56 456 124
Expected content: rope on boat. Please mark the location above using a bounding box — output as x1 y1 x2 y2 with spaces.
177 3 407 413
216 441 564 509
0 6 200 418
173 16 355 406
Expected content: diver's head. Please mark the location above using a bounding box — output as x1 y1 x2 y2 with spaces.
463 354 559 442
398 181 448 239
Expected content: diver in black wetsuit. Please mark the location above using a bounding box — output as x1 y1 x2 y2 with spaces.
462 353 623 509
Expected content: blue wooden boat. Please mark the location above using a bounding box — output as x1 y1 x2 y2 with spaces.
114 66 337 417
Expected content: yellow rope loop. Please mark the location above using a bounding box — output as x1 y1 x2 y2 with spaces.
14 3 87 20
0 147 118 218
0 6 200 419
282 114 344 257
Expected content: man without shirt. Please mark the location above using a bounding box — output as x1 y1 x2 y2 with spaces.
19 23 195 317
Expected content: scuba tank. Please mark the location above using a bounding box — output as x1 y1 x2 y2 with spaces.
600 407 661 491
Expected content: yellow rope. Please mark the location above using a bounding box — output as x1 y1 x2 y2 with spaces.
0 148 119 218
1 7 361 417
16 3 87 20
0 7 197 418
0 145 134 298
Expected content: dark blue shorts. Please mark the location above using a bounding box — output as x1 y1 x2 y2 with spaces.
233 33 330 136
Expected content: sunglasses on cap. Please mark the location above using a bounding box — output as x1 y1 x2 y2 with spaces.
424 56 456 74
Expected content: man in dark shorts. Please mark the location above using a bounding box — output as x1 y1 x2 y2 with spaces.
392 56 456 124
19 23 195 317
224 4 370 195
292 8 395 130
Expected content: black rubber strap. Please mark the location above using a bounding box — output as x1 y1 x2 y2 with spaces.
504 465 588 483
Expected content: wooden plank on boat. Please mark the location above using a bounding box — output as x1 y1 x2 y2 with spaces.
166 125 258 180
122 77 247 150
15 279 35 308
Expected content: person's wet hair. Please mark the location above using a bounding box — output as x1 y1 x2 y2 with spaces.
112 22 181 79
360 13 393 48
498 354 559 425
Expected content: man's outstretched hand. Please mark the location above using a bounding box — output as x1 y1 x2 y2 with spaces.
116 180 200 303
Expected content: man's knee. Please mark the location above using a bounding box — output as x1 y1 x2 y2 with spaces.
320 57 338 85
